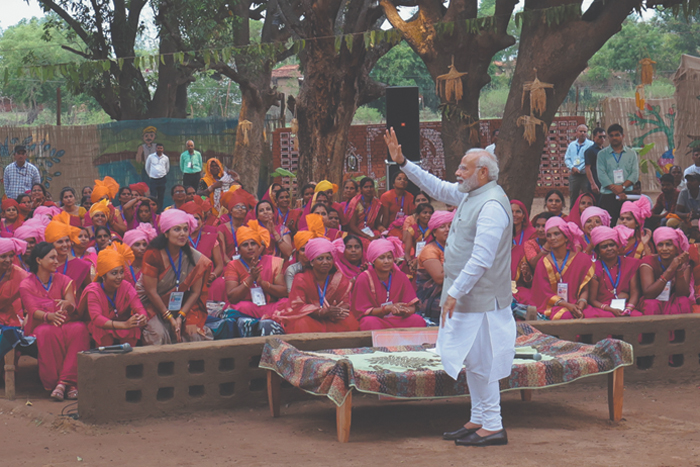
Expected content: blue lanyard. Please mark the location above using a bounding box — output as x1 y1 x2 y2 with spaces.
612 151 622 164
277 208 289 225
18 255 29 271
230 220 239 254
583 233 590 245
550 250 570 276
0 270 6 283
37 274 52 292
624 241 638 257
129 265 137 282
395 194 405 213
344 201 351 215
189 229 202 249
71 247 83 260
316 275 330 305
362 196 371 224
576 144 584 155
63 259 68 275
166 248 183 286
513 229 525 246
239 256 260 286
380 273 393 303
435 241 445 252
601 257 621 297
418 224 428 240
101 283 119 317
658 256 668 272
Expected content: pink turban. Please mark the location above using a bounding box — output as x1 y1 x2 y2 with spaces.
305 237 335 262
123 223 158 247
159 209 197 234
580 207 611 229
544 217 584 247
14 221 45 242
0 238 27 256
33 206 62 219
428 211 455 231
366 237 404 264
653 227 689 253
590 225 635 248
620 197 652 227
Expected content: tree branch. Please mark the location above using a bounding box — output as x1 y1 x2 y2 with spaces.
37 0 92 46
60 44 93 60
276 0 305 37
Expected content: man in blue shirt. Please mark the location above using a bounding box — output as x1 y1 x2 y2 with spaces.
564 124 594 207
596 123 640 225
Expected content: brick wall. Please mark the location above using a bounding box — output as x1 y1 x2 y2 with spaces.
272 116 585 198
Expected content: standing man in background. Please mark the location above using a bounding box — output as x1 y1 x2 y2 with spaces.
180 140 203 190
584 127 606 200
597 123 639 225
565 124 594 207
3 145 41 200
145 143 170 212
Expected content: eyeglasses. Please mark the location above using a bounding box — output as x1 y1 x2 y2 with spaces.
173 190 186 194
231 204 247 210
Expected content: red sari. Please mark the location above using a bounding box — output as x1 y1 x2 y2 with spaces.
274 207 303 235
0 218 23 238
380 189 415 226
639 255 695 315
532 251 595 320
58 257 93 297
223 255 288 318
19 273 89 390
0 265 30 326
80 281 148 346
351 267 424 330
273 269 359 333
588 257 643 317
189 226 219 258
217 219 241 259
347 194 382 236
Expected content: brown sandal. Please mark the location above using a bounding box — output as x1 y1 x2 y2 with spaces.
50 383 66 401
66 386 78 400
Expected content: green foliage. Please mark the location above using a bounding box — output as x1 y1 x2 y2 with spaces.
479 87 509 118
187 70 242 118
269 168 296 178
352 106 384 125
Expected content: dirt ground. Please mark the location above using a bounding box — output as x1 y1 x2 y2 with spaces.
1 365 698 467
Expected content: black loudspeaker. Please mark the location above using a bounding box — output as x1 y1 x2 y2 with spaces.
386 86 420 162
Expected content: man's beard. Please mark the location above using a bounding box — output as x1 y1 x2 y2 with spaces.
457 172 480 193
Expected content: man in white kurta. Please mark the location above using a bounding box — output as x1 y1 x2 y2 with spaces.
384 129 516 447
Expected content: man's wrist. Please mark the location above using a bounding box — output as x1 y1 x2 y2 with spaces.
398 157 408 168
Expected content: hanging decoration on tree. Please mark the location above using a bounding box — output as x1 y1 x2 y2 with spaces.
239 120 252 146
521 68 554 117
635 84 646 111
518 68 554 145
517 115 546 145
436 56 468 104
639 57 656 86
290 103 299 152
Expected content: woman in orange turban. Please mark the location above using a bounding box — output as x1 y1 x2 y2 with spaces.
197 158 238 216
79 243 147 347
46 212 93 296
91 176 120 204
218 219 287 336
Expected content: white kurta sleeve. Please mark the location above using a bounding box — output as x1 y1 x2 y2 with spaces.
401 160 466 207
447 200 509 300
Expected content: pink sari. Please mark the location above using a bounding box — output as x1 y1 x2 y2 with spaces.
511 200 536 280
532 251 595 320
588 257 643 317
347 194 382 234
223 255 288 318
19 273 89 390
190 225 219 258
0 265 30 326
80 281 148 346
58 257 92 297
640 255 695 315
351 266 425 330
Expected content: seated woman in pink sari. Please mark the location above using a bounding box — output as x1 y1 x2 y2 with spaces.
339 179 359 229
255 200 293 259
402 202 434 274
579 207 611 258
122 223 157 286
416 211 452 324
1 199 24 237
59 187 86 228
45 213 92 297
347 177 384 241
274 237 359 333
510 200 536 282
0 238 30 327
587 225 643 317
70 228 97 268
639 227 694 315
217 188 257 261
618 197 653 260
532 217 594 320
331 235 366 283
352 237 425 330
223 221 288 320
380 171 415 229
180 200 224 285
273 188 303 236
13 220 45 272
284 214 326 292
567 192 596 229
19 242 89 401
138 210 213 344
81 244 148 346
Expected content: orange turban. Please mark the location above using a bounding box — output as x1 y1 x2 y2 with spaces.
221 187 257 212
2 199 19 212
96 242 135 278
89 199 113 220
45 211 82 244
236 220 271 248
91 176 120 203
129 182 149 196
294 214 326 250
180 198 212 218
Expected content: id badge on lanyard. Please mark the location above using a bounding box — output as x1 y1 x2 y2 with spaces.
361 226 375 238
613 169 624 184
415 241 426 257
557 282 569 300
656 281 671 302
168 292 184 311
250 286 267 306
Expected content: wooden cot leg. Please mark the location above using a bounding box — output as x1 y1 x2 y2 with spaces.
336 390 353 443
607 367 624 422
4 349 16 401
520 389 533 402
267 370 281 418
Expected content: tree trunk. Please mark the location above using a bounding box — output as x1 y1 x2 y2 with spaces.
497 0 639 211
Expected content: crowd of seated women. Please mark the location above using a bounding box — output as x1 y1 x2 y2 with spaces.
511 189 700 320
0 169 452 401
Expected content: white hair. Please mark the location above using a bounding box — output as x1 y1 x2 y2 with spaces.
465 148 499 181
